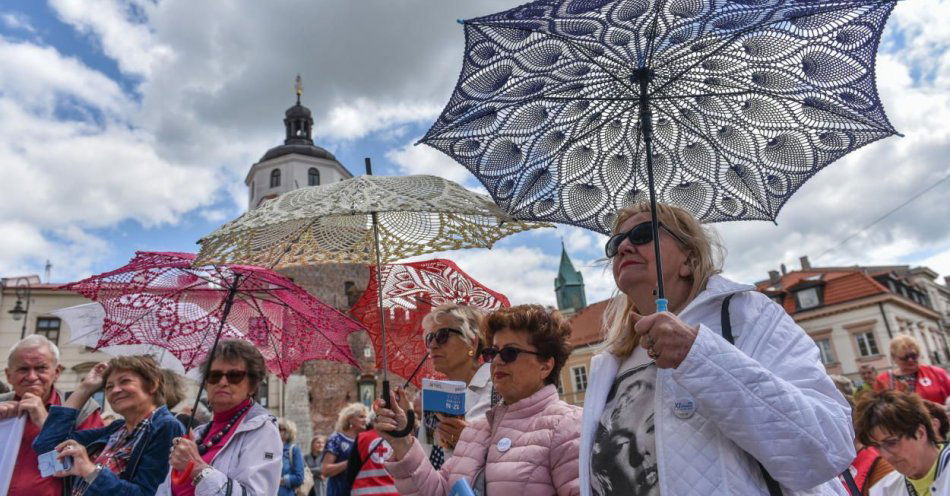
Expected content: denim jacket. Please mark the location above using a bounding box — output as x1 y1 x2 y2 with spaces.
33 405 184 496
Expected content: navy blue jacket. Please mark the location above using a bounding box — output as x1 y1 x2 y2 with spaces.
34 405 184 496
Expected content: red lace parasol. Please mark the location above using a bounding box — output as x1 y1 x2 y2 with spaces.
350 259 510 388
63 251 363 380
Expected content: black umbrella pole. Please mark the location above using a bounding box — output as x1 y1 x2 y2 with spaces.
186 276 241 431
367 158 392 409
636 68 668 313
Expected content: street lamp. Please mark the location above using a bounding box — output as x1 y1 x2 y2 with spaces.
6 278 32 339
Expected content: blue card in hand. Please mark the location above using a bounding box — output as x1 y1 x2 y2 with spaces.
38 450 72 477
449 478 477 496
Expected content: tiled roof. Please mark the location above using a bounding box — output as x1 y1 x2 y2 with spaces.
757 268 889 314
567 299 610 347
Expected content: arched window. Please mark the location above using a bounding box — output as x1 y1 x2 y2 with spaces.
308 168 320 186
270 169 281 188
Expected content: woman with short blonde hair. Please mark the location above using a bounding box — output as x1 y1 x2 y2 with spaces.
874 332 950 404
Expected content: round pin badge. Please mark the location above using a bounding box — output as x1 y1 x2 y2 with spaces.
920 377 933 387
496 437 512 452
673 398 696 419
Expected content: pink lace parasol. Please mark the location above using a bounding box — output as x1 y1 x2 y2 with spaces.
63 251 364 380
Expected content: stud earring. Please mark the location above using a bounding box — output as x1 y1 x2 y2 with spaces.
467 349 475 357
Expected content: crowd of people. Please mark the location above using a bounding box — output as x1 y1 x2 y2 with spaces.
2 202 950 495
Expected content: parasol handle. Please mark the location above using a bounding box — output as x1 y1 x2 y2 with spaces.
382 379 391 410
390 410 416 438
655 298 668 313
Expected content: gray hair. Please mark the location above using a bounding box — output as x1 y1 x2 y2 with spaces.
8 334 60 365
421 303 486 356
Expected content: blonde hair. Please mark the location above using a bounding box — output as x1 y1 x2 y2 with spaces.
277 417 298 443
601 203 724 358
421 303 486 356
890 333 921 358
334 402 369 433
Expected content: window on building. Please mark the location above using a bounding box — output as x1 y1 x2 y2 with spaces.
308 168 320 186
250 181 255 199
816 338 836 365
571 366 588 392
35 317 61 345
795 287 821 310
270 169 281 188
856 331 880 357
257 376 269 407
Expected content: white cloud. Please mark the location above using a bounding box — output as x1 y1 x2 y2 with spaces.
1 12 35 33
0 39 128 115
316 100 441 141
48 0 173 77
386 141 474 184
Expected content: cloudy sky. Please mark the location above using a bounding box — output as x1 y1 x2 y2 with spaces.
1 0 948 307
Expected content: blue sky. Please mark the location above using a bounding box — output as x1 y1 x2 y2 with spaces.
1 0 948 306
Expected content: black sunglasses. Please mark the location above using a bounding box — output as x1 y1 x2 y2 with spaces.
605 221 687 258
481 346 542 364
206 370 248 385
424 327 464 347
898 352 919 361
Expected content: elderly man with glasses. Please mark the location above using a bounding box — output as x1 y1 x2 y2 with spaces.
875 334 950 405
0 335 104 496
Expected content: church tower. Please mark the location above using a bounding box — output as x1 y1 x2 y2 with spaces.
555 242 587 314
245 76 353 209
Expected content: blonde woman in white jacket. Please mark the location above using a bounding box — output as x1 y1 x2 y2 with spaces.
581 203 855 496
157 340 283 496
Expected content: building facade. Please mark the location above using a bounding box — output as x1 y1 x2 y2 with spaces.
757 257 948 382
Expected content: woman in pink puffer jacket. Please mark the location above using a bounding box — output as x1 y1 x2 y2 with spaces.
377 305 582 496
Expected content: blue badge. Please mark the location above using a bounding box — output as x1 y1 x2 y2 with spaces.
673 398 696 419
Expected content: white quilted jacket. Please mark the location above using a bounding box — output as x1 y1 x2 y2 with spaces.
579 276 855 496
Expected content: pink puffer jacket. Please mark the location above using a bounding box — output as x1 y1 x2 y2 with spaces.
386 384 582 496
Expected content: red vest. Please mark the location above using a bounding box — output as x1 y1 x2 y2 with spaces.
874 364 950 404
351 431 399 496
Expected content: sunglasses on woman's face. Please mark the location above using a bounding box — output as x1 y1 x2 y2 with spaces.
898 352 919 361
480 346 541 364
206 370 248 385
604 221 687 258
424 327 464 347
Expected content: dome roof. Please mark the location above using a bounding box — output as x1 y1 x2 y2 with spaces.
285 103 312 119
260 143 338 162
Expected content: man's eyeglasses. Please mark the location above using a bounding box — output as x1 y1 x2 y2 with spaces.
206 370 248 385
897 352 919 361
424 327 464 347
605 221 688 258
481 346 541 364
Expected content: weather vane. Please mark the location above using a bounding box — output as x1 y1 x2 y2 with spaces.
295 74 303 104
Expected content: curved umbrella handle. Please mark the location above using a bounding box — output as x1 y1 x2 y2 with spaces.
389 409 416 438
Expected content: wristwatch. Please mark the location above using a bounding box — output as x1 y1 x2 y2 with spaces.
192 466 214 487
83 464 103 485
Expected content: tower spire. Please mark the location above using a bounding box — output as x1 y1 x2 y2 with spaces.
295 74 303 105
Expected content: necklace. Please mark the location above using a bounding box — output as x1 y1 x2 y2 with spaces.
196 402 251 455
